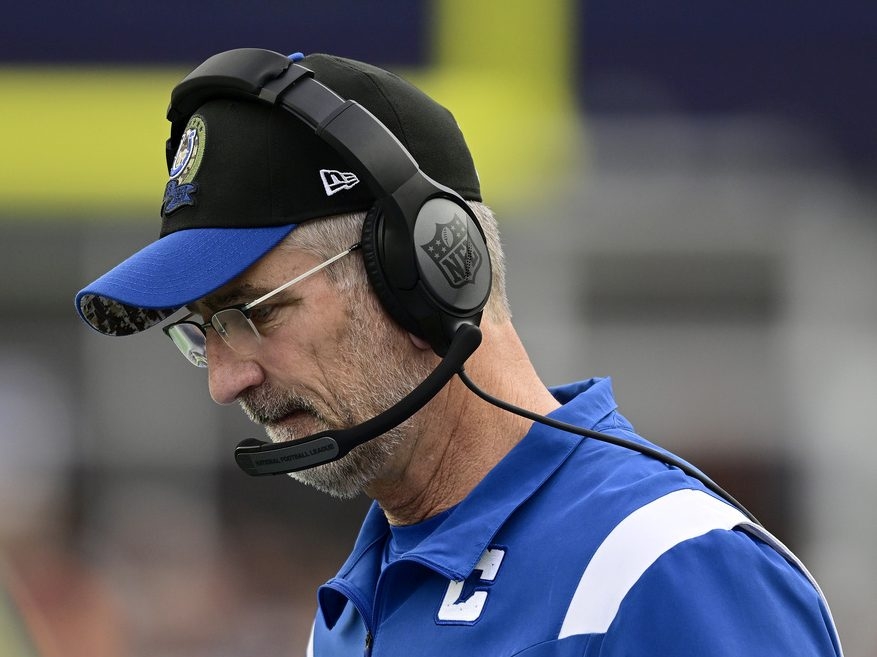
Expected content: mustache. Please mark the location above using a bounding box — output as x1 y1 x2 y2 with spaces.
238 383 327 426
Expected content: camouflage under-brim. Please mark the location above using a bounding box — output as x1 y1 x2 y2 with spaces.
78 293 176 337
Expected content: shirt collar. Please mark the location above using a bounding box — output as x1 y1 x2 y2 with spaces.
334 378 618 578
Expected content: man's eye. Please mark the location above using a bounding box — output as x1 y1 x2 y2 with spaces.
248 305 278 324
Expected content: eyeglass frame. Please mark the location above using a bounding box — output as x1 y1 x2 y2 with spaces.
162 242 361 367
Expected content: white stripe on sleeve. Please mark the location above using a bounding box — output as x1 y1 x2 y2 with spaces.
558 488 747 638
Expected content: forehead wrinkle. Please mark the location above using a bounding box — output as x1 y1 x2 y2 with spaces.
194 281 273 314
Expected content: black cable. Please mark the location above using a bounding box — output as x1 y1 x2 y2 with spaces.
456 368 759 525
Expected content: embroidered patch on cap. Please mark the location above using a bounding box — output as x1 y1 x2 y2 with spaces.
162 114 206 215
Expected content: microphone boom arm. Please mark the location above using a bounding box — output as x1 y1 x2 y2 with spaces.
234 323 483 476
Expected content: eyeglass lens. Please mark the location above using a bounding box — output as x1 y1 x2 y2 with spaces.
166 309 262 367
212 308 262 353
164 243 360 366
166 322 209 367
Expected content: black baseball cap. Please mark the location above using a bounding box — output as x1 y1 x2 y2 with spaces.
75 50 481 336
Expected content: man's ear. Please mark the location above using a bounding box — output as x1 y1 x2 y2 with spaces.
408 333 431 351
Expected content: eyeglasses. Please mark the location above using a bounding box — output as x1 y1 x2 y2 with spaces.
163 243 360 367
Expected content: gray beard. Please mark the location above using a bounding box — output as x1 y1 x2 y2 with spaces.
290 426 408 499
238 380 411 499
238 305 434 499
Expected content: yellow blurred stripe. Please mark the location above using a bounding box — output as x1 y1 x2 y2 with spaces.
0 67 184 219
1 1 581 219
435 0 574 75
423 0 582 209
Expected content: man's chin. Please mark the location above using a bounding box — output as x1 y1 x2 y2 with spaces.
285 428 407 500
264 417 337 445
287 456 370 500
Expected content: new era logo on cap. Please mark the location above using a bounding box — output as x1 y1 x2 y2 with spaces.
320 169 360 196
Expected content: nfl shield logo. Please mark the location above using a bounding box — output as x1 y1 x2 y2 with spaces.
419 213 483 288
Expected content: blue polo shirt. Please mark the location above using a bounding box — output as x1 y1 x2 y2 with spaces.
308 378 843 656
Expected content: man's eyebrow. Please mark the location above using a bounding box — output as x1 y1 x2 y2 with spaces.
195 283 271 313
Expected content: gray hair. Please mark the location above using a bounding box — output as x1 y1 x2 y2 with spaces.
283 201 511 323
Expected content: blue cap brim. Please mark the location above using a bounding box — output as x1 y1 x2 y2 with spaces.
76 224 296 336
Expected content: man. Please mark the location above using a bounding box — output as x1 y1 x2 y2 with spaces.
76 49 843 656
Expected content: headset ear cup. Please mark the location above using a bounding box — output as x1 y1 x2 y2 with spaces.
360 202 423 338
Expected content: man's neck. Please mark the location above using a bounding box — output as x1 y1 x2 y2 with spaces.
368 321 560 526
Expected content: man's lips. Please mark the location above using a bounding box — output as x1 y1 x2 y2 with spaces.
263 409 336 441
266 408 311 428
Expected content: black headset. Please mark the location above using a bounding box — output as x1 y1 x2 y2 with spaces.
165 48 492 359
166 49 758 524
165 48 489 475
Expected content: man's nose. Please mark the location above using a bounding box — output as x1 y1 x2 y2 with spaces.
205 332 265 405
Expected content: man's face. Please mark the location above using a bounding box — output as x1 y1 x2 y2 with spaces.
199 244 434 498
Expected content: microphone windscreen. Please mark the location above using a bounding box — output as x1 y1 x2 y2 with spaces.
237 437 267 449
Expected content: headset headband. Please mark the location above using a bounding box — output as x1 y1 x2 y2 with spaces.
167 49 420 197
166 48 491 355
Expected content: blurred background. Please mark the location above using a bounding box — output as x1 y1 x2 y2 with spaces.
1 0 875 655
